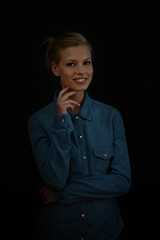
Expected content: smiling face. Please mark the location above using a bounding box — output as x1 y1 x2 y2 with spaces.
50 44 93 91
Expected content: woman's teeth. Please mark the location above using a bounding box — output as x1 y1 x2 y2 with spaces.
74 79 86 82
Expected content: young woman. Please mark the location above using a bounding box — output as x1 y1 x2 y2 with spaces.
28 32 131 240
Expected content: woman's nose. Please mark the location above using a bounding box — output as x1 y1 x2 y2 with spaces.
76 64 85 74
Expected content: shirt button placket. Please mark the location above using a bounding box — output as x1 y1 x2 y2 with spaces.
75 115 88 176
81 213 85 240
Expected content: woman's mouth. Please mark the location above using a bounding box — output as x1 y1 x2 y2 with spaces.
73 78 87 84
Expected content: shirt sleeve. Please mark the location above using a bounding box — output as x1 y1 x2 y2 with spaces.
28 113 73 191
54 111 131 204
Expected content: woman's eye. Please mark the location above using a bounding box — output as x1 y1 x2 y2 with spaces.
66 62 76 66
84 61 91 65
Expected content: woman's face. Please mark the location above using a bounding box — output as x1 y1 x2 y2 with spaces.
51 44 93 91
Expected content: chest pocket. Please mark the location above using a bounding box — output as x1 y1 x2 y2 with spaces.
94 149 114 174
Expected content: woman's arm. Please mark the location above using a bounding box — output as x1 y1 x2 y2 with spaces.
28 112 73 191
55 150 131 204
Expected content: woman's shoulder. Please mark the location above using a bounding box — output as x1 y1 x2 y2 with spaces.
90 98 124 125
28 101 56 122
90 97 119 114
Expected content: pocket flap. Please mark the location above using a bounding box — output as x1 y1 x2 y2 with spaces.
94 149 114 160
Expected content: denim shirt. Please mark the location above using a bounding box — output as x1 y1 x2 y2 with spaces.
28 91 131 240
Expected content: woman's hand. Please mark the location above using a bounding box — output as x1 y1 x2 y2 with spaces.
38 185 56 205
56 87 80 114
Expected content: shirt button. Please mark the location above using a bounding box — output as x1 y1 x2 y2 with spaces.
104 153 108 157
61 118 65 123
75 116 79 119
83 156 86 159
81 214 85 217
79 136 83 139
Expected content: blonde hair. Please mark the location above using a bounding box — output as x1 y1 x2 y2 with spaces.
42 32 93 68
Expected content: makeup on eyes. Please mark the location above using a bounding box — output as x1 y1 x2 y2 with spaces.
65 58 92 67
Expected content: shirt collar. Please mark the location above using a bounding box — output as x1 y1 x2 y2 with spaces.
53 91 92 120
78 91 92 120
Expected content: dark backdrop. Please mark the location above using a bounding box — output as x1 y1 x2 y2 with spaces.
2 2 160 239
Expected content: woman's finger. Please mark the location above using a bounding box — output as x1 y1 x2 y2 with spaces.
63 99 80 107
58 89 78 101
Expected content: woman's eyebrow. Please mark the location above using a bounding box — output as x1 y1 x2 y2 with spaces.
65 58 91 62
65 59 77 62
84 58 91 60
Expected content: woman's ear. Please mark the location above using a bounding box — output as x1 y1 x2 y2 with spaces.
50 62 60 77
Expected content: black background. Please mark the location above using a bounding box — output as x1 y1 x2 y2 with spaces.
2 1 160 239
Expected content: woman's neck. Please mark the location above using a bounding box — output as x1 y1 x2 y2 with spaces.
70 90 85 114
71 90 84 104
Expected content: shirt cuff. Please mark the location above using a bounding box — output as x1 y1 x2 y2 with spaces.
53 113 73 131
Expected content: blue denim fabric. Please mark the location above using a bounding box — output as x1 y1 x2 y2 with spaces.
28 91 131 240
